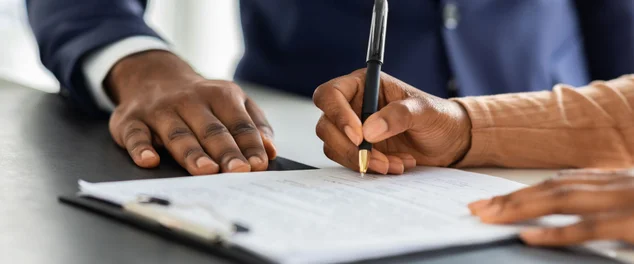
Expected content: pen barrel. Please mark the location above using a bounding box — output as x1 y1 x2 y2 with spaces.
362 61 381 122
360 61 382 151
366 0 388 62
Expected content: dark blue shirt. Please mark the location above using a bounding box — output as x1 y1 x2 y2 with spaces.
26 0 634 115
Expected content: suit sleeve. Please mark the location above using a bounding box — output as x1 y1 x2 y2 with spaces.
26 0 163 116
574 0 634 81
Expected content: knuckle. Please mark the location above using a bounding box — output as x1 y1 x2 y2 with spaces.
312 85 334 107
229 121 258 137
241 145 265 156
182 147 204 160
315 116 328 140
209 81 243 97
541 179 558 189
323 145 337 161
124 127 148 144
167 126 194 143
129 140 152 152
218 150 244 164
201 123 229 141
552 186 573 199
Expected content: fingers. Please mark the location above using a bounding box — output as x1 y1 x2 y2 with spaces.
391 153 417 170
318 115 406 175
146 110 220 175
115 119 161 168
313 72 365 145
208 90 268 171
468 176 625 215
473 184 634 224
176 104 251 173
362 98 418 143
245 98 277 159
520 214 634 246
317 115 388 174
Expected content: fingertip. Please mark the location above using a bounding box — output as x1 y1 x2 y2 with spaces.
136 149 160 168
387 156 405 175
363 117 388 142
261 134 278 159
193 156 220 175
248 156 268 171
369 158 389 175
225 158 251 173
519 229 546 245
344 125 363 146
467 199 491 215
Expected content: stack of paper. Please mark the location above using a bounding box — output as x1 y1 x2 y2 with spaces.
79 167 578 264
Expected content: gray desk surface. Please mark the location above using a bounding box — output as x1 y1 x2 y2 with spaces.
0 79 617 264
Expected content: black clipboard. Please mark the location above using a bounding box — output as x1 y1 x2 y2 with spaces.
58 157 316 264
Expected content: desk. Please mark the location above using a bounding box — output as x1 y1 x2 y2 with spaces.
0 79 619 264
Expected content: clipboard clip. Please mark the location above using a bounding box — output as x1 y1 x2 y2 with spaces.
124 194 249 245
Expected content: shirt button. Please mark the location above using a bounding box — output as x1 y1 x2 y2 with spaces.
443 3 460 30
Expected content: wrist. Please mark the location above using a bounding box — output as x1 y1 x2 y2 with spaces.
450 100 472 166
105 50 203 104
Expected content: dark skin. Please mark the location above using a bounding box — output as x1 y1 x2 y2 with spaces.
316 70 634 247
312 69 472 175
106 50 276 175
469 168 634 246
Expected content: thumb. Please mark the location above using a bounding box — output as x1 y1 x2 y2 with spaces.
362 98 418 143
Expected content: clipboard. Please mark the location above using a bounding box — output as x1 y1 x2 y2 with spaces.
58 157 316 264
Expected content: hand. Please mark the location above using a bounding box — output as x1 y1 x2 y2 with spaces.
312 69 472 174
468 168 634 246
106 50 276 175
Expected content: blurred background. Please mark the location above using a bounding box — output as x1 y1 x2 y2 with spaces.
0 0 243 92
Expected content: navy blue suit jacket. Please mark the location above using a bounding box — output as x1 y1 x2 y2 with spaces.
26 0 634 116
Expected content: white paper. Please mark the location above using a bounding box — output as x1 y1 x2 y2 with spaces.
78 167 577 264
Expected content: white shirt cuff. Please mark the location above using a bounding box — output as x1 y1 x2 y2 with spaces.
83 36 170 112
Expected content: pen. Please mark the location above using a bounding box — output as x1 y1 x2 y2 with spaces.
359 0 388 177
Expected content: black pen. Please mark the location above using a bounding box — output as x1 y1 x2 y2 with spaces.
359 0 388 177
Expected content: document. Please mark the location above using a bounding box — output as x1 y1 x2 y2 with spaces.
79 167 576 264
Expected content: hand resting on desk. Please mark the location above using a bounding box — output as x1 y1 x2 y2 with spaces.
106 50 276 176
470 168 634 246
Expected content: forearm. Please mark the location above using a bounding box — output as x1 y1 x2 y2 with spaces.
451 75 634 169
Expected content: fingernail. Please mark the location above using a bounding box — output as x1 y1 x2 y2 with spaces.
248 156 264 166
141 150 156 161
227 158 250 172
363 118 388 141
196 156 215 168
344 126 362 145
520 229 545 240
468 199 491 214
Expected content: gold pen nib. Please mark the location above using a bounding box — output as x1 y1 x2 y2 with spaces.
358 149 369 177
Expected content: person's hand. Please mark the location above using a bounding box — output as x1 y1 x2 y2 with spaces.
106 50 276 175
312 69 472 174
468 168 634 246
